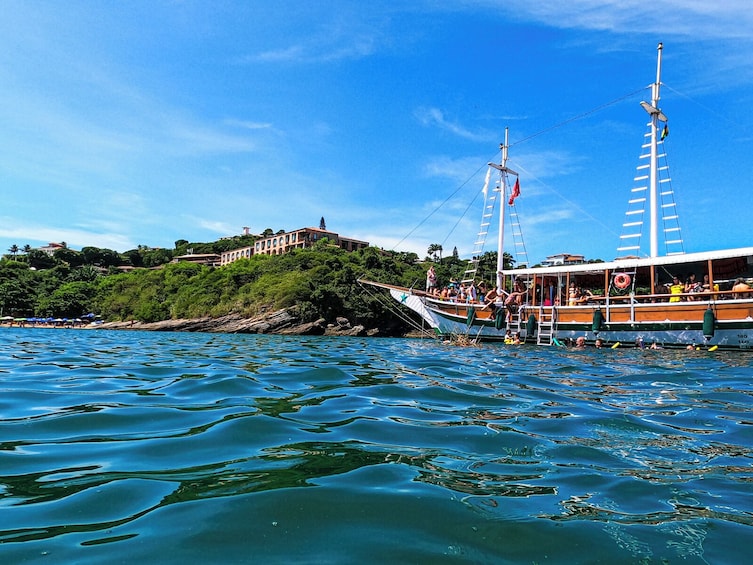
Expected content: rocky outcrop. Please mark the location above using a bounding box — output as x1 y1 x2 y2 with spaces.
89 308 380 336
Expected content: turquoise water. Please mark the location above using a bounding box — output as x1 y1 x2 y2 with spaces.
0 329 751 564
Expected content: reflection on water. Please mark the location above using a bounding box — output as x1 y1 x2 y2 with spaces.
0 328 751 563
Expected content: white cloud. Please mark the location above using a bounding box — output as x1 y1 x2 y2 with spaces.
423 155 490 183
414 107 492 142
194 219 244 237
0 219 135 251
225 119 275 131
470 0 753 38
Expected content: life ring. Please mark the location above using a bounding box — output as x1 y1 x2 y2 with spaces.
614 273 631 290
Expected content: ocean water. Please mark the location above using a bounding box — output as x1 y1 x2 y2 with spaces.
0 329 751 564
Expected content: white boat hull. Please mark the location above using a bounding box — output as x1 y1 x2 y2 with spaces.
387 286 753 349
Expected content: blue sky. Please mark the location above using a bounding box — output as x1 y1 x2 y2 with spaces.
1 1 752 264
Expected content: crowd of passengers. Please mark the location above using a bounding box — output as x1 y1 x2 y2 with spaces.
425 265 752 307
424 277 510 305
563 273 751 305
425 266 527 310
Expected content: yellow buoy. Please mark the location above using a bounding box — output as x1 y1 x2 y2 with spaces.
611 342 620 349
708 345 718 352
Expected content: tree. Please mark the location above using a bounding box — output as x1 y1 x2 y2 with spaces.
99 249 123 268
69 265 100 282
54 247 84 267
473 251 516 285
27 249 56 270
452 246 459 260
142 248 173 268
8 244 18 258
36 281 96 318
427 243 443 262
122 249 144 268
22 244 32 254
320 216 326 230
81 246 104 266
79 246 122 267
0 275 35 317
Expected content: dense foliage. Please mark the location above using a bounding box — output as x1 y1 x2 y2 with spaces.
1 238 509 332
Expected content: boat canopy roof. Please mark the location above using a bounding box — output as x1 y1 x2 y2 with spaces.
503 246 753 277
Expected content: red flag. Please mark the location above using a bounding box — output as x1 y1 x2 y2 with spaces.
508 178 520 205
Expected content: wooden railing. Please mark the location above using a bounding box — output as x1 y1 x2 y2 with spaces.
569 289 748 305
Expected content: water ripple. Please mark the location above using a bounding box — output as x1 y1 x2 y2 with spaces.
0 328 751 563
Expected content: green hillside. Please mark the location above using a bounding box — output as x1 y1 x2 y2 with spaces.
1 237 507 334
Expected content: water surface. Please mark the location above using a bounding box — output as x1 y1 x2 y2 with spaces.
1 329 751 563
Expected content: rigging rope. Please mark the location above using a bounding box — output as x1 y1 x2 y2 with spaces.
392 86 651 252
357 281 438 339
510 87 648 148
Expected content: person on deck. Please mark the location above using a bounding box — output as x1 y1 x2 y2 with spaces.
701 274 719 295
732 278 751 299
702 274 711 293
478 281 488 298
505 278 527 308
426 266 437 293
467 281 478 303
568 282 580 306
669 276 684 302
578 289 594 304
568 282 593 305
685 273 701 300
482 287 503 313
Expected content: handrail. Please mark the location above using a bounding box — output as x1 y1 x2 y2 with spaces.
567 289 747 305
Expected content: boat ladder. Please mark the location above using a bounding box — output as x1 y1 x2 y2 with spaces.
463 168 497 284
507 308 525 336
507 203 530 270
462 166 530 284
617 126 684 257
536 306 557 346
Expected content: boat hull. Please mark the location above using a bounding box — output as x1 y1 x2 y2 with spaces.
390 289 513 341
541 300 753 349
388 285 753 349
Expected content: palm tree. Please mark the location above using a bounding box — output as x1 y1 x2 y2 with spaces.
427 243 439 262
427 243 443 263
22 244 32 255
8 244 18 258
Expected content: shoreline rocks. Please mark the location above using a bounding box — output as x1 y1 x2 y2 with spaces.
87 307 384 337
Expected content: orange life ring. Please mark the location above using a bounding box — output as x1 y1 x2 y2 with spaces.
614 273 631 290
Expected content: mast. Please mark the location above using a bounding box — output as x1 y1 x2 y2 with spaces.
489 127 518 291
640 42 666 258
